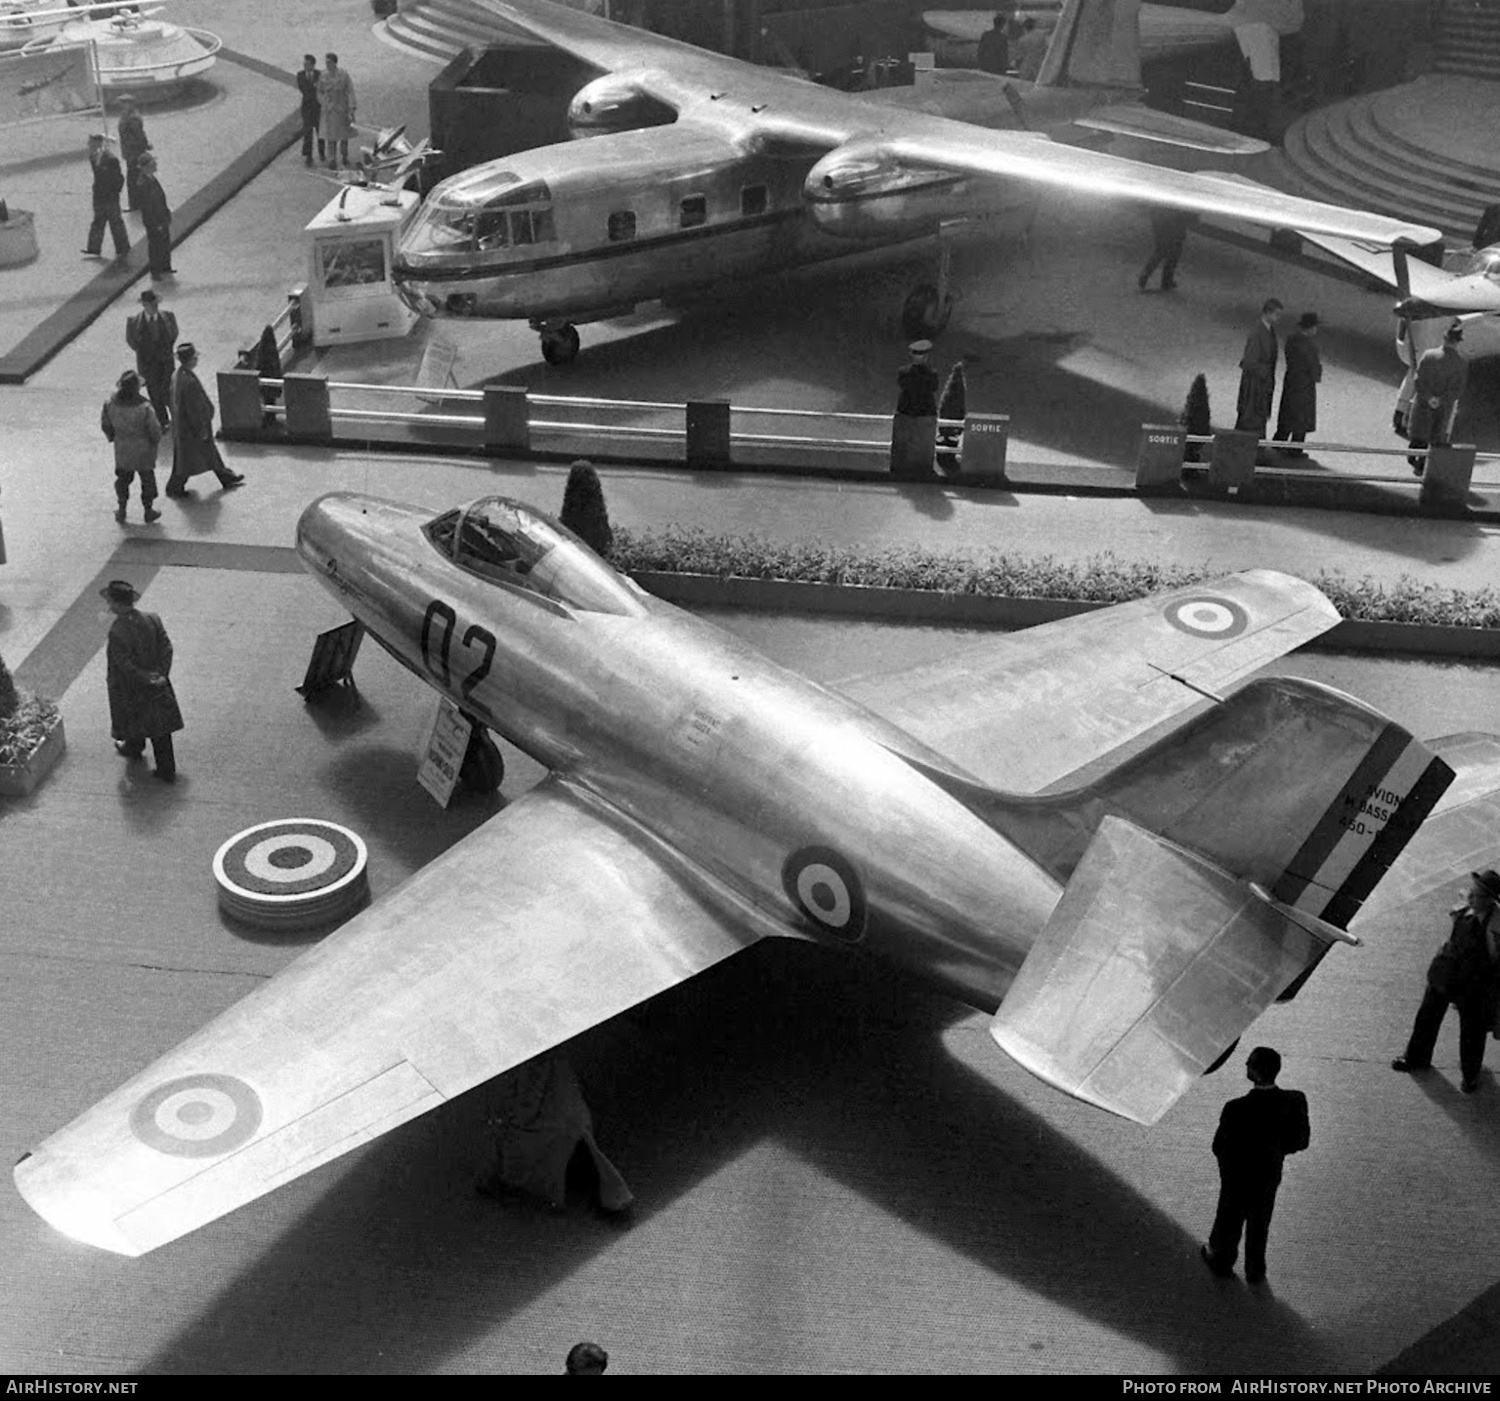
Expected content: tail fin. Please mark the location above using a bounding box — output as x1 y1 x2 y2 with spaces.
1034 0 1143 90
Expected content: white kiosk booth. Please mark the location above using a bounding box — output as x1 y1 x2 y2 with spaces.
303 184 421 347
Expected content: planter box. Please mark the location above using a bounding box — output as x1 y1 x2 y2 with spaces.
0 716 65 798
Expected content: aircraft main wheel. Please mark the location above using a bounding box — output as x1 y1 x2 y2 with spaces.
540 324 580 365
1204 1037 1241 1076
901 282 952 340
459 727 504 795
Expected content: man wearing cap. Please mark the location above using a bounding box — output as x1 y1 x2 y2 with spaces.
83 133 129 260
1406 319 1468 477
1273 311 1322 458
100 580 182 782
125 288 178 429
892 339 939 478
135 152 173 279
165 343 245 497
101 369 161 524
1201 1046 1310 1285
1393 870 1500 1092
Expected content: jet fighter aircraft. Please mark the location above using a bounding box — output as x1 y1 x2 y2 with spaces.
391 0 1439 362
19 490 1500 1257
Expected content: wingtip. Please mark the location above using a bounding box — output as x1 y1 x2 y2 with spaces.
14 1152 144 1257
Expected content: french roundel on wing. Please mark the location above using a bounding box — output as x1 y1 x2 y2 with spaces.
130 1073 264 1159
781 845 868 942
1162 594 1250 640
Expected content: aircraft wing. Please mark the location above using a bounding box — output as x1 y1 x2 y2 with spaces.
835 569 1340 795
475 0 1439 247
14 779 762 1257
1299 232 1500 316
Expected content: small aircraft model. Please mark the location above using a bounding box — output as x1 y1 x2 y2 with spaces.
19 489 1500 1257
391 0 1437 363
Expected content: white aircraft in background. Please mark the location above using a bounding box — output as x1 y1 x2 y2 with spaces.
389 0 1435 362
20 489 1500 1257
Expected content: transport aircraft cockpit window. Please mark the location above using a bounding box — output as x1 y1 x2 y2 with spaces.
680 195 706 228
425 499 647 617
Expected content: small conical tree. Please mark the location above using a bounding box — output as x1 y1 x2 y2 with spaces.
559 459 614 558
0 651 17 721
1180 372 1211 463
935 361 967 475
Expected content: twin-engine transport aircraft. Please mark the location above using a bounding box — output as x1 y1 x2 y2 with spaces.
19 491 1500 1256
391 0 1440 363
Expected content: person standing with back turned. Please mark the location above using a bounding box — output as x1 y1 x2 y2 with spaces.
1200 1046 1310 1286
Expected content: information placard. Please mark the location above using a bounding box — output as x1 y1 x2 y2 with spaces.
417 699 472 808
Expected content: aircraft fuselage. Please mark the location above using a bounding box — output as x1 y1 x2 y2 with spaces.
297 492 1062 1012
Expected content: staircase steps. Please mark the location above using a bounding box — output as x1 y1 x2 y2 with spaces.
1434 1 1500 80
379 0 541 63
1273 86 1500 242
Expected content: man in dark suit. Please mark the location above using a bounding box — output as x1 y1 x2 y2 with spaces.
83 133 129 259
1235 297 1283 440
135 152 173 278
1393 869 1500 1091
125 288 178 428
1201 1046 1310 1285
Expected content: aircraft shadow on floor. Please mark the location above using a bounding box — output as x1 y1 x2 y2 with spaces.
142 942 1333 1374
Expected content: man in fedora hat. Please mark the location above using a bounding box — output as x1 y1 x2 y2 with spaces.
135 151 173 279
165 342 244 497
1393 869 1500 1091
100 579 182 782
1406 319 1469 477
125 287 177 429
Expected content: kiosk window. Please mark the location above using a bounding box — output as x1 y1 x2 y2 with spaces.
607 210 636 242
741 184 768 217
679 195 706 228
319 238 386 288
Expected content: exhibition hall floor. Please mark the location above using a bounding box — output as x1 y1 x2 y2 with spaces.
5 0 1500 1376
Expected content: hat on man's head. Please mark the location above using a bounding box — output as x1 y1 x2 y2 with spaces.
908 339 932 355
1446 319 1465 342
137 152 156 169
1472 869 1500 898
99 579 140 605
116 368 140 392
87 131 106 145
138 288 158 303
175 341 196 361
1298 311 1319 329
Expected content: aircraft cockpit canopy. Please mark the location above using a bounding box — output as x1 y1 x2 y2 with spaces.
425 497 647 616
402 171 556 256
1470 247 1500 281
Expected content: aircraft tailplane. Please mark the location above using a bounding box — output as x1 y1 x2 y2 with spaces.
1033 0 1143 90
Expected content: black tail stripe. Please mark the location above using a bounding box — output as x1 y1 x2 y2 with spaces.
1319 756 1455 928
1270 722 1413 907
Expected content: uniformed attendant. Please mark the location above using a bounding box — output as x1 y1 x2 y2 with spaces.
1201 1046 1310 1285
892 338 940 478
1392 869 1500 1091
100 579 182 781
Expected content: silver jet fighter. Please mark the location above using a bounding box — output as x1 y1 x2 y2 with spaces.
18 492 1494 1256
392 0 1440 363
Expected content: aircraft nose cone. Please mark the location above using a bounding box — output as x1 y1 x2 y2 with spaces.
296 492 372 576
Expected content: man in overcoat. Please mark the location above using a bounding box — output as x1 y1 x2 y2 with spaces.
84 133 129 259
1273 310 1322 457
1201 1046 1310 1285
1406 320 1469 476
101 579 181 781
1393 869 1500 1091
125 287 177 428
117 97 150 211
101 369 162 523
165 343 245 497
317 52 356 170
135 152 173 279
1234 298 1282 440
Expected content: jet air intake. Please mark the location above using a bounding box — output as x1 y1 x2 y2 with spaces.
567 72 676 137
804 141 968 239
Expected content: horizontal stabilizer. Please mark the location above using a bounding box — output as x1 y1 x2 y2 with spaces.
991 816 1330 1124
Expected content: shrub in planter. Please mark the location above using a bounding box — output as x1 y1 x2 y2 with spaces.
935 361 967 476
1180 372 1211 463
560 459 614 558
0 651 64 797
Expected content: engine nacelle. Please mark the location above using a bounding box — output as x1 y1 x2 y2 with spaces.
803 141 967 239
567 71 676 137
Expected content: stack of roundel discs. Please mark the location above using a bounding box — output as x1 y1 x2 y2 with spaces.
213 819 369 931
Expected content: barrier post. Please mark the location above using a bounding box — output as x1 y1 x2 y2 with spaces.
483 386 529 452
959 413 1008 484
686 399 731 469
890 415 936 477
1135 423 1186 489
1420 443 1476 512
218 369 266 440
283 374 333 442
1208 430 1259 493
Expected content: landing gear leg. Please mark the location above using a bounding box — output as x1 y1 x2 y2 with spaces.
539 323 581 366
901 235 954 341
458 720 505 795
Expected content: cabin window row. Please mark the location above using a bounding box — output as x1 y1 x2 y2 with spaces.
605 185 771 242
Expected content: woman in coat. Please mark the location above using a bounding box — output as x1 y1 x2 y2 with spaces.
1273 311 1322 458
101 369 161 523
316 52 356 170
